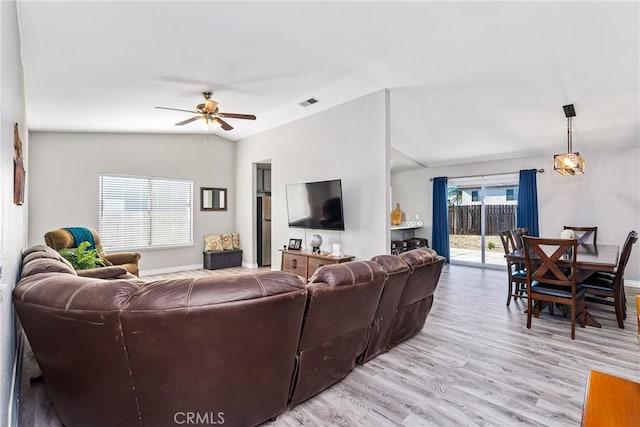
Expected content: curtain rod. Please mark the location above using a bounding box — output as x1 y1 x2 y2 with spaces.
429 169 544 182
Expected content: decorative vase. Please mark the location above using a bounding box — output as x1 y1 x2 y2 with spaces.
332 243 342 257
391 203 403 226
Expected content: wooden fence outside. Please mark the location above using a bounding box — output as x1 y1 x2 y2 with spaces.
449 205 516 236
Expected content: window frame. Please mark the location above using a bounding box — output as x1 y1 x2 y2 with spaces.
98 173 194 252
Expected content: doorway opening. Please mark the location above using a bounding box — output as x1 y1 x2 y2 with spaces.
256 162 271 267
448 173 518 268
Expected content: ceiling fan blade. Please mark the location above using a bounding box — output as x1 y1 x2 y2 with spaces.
156 106 200 114
215 117 234 131
175 116 201 126
217 112 257 120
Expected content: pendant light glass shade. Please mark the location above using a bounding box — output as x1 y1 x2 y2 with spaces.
553 152 585 175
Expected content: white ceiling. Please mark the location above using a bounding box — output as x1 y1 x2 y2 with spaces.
16 1 639 169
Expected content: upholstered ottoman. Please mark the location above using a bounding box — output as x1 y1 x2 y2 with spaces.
203 250 243 270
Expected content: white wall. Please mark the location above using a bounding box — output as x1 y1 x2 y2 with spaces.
28 132 235 273
236 90 390 268
391 145 640 281
0 0 28 424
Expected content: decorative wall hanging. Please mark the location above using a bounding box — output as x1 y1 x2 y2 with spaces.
14 123 25 205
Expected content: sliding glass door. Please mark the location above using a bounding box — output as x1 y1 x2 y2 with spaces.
448 174 518 267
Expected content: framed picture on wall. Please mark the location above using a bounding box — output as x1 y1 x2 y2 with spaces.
288 238 302 251
13 123 25 206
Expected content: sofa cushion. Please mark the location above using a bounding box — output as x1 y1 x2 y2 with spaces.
399 247 441 267
14 273 141 310
127 271 305 310
204 234 223 252
23 250 61 264
13 273 144 427
309 261 382 287
21 258 78 278
119 272 307 427
22 244 59 258
290 260 386 406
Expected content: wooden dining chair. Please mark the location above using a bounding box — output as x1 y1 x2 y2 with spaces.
563 226 598 245
522 236 586 339
499 230 527 306
579 230 638 328
511 227 529 250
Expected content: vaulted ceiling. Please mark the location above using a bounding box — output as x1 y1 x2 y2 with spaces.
17 1 639 169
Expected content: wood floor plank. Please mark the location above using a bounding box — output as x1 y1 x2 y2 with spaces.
18 264 640 426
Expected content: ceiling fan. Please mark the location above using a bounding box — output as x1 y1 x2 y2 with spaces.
155 92 256 131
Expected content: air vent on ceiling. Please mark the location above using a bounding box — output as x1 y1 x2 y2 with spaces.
299 97 319 107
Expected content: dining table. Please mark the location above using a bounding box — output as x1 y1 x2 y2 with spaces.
506 243 619 328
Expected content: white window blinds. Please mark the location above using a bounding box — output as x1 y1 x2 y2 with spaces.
99 174 193 251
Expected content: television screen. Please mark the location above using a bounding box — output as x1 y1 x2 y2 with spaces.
286 179 345 231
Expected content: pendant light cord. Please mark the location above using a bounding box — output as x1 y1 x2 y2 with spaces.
567 116 573 153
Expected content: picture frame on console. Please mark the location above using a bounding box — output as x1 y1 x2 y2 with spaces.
288 238 302 251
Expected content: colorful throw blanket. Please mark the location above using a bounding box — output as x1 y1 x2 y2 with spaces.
64 227 96 250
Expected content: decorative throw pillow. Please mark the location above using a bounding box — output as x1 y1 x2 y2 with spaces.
204 234 224 252
231 232 240 250
221 233 234 251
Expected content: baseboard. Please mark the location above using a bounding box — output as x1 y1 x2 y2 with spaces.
8 325 23 427
242 262 259 269
626 279 639 289
139 264 202 277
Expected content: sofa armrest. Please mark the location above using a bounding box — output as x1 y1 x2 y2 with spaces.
76 266 128 279
104 252 141 266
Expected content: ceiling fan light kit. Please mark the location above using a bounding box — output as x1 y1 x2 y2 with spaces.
554 103 585 176
155 91 256 132
199 116 221 131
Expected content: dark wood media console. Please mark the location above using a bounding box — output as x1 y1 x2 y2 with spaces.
279 249 354 281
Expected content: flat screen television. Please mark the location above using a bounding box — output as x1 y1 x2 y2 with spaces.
286 179 345 231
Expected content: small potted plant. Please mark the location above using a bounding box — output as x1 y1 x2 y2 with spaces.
59 241 106 270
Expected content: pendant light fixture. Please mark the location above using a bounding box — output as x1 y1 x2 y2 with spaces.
554 104 585 175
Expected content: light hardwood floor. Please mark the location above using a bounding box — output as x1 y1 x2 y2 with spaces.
18 265 640 426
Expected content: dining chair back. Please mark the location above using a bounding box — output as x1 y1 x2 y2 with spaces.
499 230 516 254
511 227 529 250
499 230 526 306
617 230 638 280
580 230 638 328
563 226 598 245
522 236 585 339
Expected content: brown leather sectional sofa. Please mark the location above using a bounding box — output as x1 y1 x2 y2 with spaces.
13 245 444 427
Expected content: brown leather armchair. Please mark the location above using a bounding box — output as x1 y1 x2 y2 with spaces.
289 261 386 406
44 227 141 276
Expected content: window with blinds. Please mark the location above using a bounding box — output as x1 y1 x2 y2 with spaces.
99 174 193 251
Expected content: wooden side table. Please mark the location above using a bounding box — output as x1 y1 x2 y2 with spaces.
581 370 640 426
279 249 354 281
